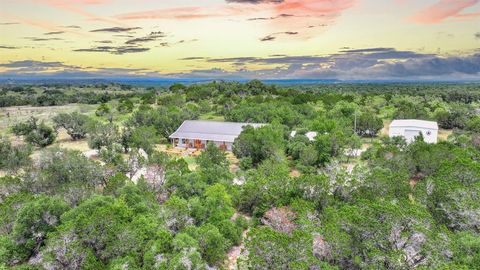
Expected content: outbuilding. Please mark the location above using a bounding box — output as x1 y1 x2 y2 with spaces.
389 119 438 144
169 120 264 151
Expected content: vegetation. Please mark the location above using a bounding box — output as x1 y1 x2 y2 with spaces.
52 112 93 140
12 117 56 147
0 81 479 269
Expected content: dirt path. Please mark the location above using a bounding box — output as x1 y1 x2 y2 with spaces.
226 213 251 270
226 229 249 270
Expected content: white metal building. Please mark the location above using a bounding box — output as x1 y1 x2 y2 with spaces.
389 119 438 144
169 120 264 151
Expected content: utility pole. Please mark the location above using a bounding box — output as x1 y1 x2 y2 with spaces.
354 110 357 135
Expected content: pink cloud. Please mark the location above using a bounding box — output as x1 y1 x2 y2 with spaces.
71 0 111 4
0 11 88 36
115 5 255 20
275 0 356 15
35 0 125 25
116 7 219 20
454 11 480 19
410 0 479 24
270 0 356 36
113 0 357 41
115 0 356 20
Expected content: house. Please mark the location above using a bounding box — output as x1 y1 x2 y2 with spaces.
169 120 264 151
389 119 438 144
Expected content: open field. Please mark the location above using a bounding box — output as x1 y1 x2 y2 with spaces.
0 104 97 134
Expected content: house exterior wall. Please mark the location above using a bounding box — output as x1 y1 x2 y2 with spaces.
389 126 438 144
173 138 234 151
212 141 233 151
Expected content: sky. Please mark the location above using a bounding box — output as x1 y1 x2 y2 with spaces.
0 0 479 81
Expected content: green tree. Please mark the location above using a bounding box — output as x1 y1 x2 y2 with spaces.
466 116 480 133
450 231 480 269
96 102 111 117
168 248 206 270
117 98 134 114
196 143 232 185
237 159 294 217
52 112 92 140
88 122 120 150
28 148 103 205
202 184 235 224
233 124 285 166
310 115 352 165
169 83 187 93
0 137 32 173
415 152 480 232
197 143 229 170
142 230 173 270
10 196 68 262
196 224 227 265
355 112 383 137
25 122 56 147
320 200 451 269
12 117 56 147
162 196 193 232
435 103 470 129
128 126 158 155
245 227 321 269
129 106 198 138
41 196 156 266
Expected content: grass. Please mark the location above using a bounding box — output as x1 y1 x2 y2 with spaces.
199 112 225 121
182 156 198 171
438 129 452 141
380 120 391 137
0 104 97 135
50 130 91 152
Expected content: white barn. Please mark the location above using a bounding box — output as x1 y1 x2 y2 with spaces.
389 119 438 144
169 120 264 151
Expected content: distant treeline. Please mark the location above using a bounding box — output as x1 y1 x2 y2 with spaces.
1 81 480 108
0 84 139 107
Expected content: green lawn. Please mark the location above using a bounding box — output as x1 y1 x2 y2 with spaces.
199 112 225 121
182 156 198 171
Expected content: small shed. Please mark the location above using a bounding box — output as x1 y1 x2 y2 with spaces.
169 120 264 151
389 119 438 144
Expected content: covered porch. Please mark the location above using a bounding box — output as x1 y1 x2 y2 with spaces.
171 137 230 151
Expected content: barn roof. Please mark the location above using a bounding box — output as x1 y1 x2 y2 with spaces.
169 120 264 143
390 119 438 130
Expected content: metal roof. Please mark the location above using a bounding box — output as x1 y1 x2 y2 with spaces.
390 119 438 130
169 120 264 143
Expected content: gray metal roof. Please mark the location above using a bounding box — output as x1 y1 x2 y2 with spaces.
390 119 438 130
169 120 264 142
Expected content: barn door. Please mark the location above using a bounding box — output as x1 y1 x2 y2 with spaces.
404 129 421 143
